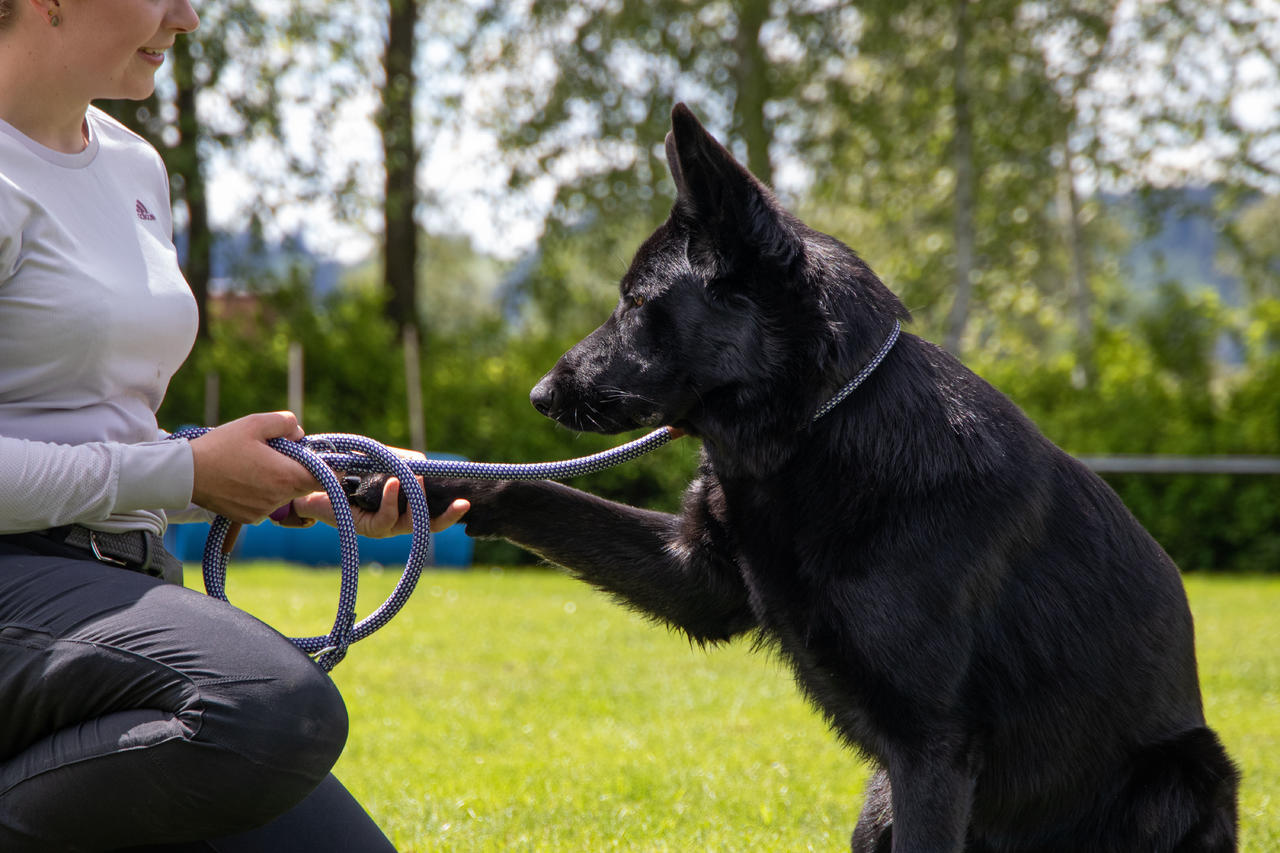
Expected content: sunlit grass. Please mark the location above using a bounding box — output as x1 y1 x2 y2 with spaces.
1183 574 1280 852
221 566 1279 851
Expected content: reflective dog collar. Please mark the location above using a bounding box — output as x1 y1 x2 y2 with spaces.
811 319 902 423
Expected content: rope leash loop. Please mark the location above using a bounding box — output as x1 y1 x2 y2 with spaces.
170 429 433 671
167 426 679 670
299 434 432 653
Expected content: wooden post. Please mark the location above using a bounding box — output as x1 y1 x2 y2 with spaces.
944 0 975 355
203 371 219 426
403 325 426 451
288 342 304 420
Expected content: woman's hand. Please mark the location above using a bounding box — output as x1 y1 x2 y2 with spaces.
188 412 318 524
289 447 470 538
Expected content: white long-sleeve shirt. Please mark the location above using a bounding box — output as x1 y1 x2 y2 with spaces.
0 106 199 536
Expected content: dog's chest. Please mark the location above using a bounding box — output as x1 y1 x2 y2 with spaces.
711 479 850 632
711 471 895 685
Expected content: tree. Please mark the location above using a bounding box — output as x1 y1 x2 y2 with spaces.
944 0 977 354
1093 0 1280 324
731 0 772 186
798 1 1077 356
1223 193 1280 303
456 1 870 335
1026 0 1119 380
456 0 1278 367
104 1 379 337
381 0 421 330
452 1 1141 363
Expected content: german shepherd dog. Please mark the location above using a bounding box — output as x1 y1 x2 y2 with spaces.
413 104 1239 851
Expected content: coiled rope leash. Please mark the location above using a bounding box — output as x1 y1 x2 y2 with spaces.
167 426 680 671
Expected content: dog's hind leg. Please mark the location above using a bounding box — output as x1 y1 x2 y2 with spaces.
851 767 893 853
1109 727 1240 853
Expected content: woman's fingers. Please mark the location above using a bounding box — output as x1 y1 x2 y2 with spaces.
290 477 470 539
189 412 315 523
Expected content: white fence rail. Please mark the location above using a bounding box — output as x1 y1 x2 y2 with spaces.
1078 456 1280 475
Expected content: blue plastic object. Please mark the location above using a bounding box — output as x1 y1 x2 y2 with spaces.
163 452 474 569
164 516 473 568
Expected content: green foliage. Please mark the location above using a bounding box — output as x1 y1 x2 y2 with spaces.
1226 194 1280 303
159 273 410 441
219 566 1280 851
796 0 1080 349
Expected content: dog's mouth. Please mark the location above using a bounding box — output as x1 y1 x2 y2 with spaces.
530 376 659 434
531 397 650 435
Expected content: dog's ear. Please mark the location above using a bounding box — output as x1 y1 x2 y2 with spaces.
665 103 801 277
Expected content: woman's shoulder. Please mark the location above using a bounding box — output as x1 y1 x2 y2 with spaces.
85 106 168 182
86 106 150 147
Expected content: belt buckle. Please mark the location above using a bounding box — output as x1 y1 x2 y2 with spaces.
138 531 156 575
87 530 129 568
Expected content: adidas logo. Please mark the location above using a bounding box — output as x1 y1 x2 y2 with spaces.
135 199 156 221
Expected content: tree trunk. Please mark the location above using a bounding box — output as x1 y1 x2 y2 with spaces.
1061 132 1094 384
381 0 420 330
171 35 212 340
944 0 976 355
732 0 772 187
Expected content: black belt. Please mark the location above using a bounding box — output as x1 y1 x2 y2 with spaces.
0 525 184 585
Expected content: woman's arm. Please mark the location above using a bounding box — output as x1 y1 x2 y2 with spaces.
0 412 325 534
0 433 193 533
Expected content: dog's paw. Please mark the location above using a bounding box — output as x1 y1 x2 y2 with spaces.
343 474 502 534
342 472 407 514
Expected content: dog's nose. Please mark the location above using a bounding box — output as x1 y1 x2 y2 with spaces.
530 377 557 417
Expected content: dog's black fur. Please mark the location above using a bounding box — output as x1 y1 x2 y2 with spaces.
416 104 1239 851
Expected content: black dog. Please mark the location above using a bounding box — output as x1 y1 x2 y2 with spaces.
408 104 1238 851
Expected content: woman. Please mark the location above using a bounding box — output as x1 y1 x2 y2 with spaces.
0 1 467 849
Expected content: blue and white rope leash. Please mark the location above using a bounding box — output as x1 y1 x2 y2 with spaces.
167 426 679 670
169 319 900 671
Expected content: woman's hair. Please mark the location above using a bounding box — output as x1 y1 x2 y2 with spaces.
0 0 12 31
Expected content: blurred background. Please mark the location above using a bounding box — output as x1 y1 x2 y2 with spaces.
106 0 1280 571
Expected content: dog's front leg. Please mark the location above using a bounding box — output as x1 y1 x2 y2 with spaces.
850 767 893 853
883 745 976 853
426 477 756 643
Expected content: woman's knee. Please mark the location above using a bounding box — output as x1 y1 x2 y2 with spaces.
266 645 351 775
124 584 351 803
198 636 350 788
136 591 352 791
0 559 353 843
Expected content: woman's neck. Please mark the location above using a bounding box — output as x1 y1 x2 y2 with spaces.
0 41 91 153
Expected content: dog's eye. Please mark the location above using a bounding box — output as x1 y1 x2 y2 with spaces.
632 295 645 308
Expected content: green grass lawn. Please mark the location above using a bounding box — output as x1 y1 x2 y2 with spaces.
221 566 1280 852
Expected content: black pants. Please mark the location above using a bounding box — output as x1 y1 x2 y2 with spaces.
0 542 397 852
